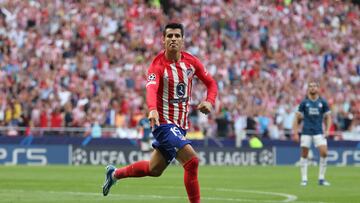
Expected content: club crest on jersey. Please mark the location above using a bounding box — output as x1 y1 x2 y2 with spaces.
186 68 194 78
319 103 323 108
148 73 156 81
176 82 186 97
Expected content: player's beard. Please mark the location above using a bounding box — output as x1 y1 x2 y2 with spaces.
309 91 318 97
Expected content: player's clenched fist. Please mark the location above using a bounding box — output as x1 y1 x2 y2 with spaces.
197 101 212 115
148 110 160 128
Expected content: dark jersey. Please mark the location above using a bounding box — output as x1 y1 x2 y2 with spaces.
298 97 330 135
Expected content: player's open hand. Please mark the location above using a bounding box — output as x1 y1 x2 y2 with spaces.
197 101 212 115
148 110 160 128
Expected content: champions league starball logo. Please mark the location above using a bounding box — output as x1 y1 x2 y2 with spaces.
259 149 274 166
72 148 87 165
148 73 156 81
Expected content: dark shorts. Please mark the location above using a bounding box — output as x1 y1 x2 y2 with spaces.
152 124 192 164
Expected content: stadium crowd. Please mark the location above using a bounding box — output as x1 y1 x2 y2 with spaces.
0 0 359 140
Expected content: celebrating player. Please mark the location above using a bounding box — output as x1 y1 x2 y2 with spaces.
102 23 218 203
293 81 332 186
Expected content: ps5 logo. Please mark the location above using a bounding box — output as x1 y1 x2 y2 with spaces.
327 150 360 166
0 147 47 165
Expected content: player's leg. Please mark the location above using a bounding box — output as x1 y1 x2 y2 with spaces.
103 149 168 196
176 144 200 203
315 135 330 186
299 135 311 186
317 145 329 185
114 149 167 179
149 148 168 176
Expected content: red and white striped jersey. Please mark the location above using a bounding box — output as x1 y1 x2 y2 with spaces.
146 51 217 129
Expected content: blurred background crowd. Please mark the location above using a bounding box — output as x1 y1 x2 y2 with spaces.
0 0 359 140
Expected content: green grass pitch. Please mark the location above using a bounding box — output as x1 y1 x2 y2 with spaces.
0 165 359 203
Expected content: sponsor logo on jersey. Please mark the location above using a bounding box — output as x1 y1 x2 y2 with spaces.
186 68 194 78
309 107 320 115
176 82 186 97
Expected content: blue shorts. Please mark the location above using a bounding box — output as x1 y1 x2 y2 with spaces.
152 124 192 164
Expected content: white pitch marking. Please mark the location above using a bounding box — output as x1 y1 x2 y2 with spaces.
153 186 298 202
211 187 298 202
0 188 331 203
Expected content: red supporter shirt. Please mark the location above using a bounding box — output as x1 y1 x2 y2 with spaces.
40 111 48 128
146 51 217 129
51 112 63 128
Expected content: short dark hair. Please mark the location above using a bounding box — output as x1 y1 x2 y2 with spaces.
308 79 320 87
163 23 184 37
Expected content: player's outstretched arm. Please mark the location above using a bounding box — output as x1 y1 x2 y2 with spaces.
192 56 218 108
146 63 162 128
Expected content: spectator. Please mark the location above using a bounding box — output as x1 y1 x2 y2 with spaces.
282 106 296 139
0 0 358 139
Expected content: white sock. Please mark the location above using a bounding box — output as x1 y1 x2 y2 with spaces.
112 170 118 180
300 157 308 182
319 157 327 180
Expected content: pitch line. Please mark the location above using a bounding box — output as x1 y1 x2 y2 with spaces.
0 188 328 203
154 186 298 202
207 187 298 202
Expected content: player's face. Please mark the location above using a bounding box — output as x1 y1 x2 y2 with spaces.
308 82 319 95
163 28 183 52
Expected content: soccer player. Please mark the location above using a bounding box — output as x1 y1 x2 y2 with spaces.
293 81 332 186
102 23 218 203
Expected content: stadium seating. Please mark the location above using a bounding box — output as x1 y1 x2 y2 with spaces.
0 0 359 139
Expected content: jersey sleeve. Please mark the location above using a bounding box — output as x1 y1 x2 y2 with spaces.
192 56 218 106
297 100 306 116
322 99 330 114
146 63 162 111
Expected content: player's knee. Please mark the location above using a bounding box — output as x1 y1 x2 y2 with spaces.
149 168 164 177
320 149 327 157
301 150 309 158
319 147 327 157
